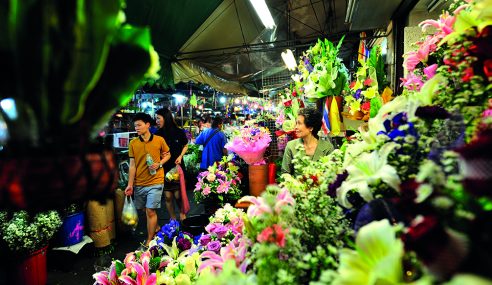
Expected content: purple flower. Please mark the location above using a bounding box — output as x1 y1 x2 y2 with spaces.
353 89 362 100
303 56 314 73
199 234 212 246
207 241 222 254
177 237 192 251
327 171 348 197
212 225 229 239
148 246 160 258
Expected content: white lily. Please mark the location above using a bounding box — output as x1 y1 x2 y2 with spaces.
338 143 401 208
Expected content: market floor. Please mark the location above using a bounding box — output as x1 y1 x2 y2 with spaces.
45 185 204 285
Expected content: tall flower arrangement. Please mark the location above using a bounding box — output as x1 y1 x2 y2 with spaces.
345 45 391 120
225 126 272 165
294 37 350 101
194 155 242 205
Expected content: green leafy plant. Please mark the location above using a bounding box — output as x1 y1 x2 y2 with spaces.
0 210 62 253
0 1 158 148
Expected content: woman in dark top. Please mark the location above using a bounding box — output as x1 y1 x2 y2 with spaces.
155 108 189 221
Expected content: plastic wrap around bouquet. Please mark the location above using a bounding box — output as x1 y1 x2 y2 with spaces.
225 126 272 165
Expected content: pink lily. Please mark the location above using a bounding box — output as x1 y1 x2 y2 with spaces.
424 64 438 79
217 180 231 194
274 188 295 214
238 196 272 218
119 262 156 285
93 262 120 285
400 72 424 91
199 239 250 273
419 11 456 38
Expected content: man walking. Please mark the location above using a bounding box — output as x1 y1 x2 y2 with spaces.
125 113 170 247
195 116 227 170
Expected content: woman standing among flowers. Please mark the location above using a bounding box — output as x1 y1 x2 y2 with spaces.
155 108 188 221
281 108 334 175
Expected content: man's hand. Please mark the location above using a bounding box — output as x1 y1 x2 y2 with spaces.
175 155 182 164
125 185 133 196
149 162 160 170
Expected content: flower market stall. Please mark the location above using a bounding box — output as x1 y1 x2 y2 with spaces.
91 0 492 284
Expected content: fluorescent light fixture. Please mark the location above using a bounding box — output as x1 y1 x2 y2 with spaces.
281 49 297 71
219 96 227 104
248 0 276 29
0 98 18 120
345 0 359 24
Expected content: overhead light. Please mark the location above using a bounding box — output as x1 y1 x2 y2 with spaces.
0 98 18 120
219 96 227 104
234 98 240 104
172 93 187 104
248 0 276 29
345 0 359 24
427 0 445 12
281 49 297 71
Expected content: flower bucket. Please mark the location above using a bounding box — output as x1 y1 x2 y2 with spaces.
56 212 85 247
181 215 210 236
10 246 48 285
249 164 268 196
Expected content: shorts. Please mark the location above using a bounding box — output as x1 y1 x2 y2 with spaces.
134 184 164 209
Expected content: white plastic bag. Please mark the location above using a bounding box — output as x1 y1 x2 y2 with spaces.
165 166 179 182
121 196 138 228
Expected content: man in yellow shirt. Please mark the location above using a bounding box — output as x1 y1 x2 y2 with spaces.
125 113 170 247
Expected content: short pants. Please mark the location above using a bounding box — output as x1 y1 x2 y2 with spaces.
134 184 164 209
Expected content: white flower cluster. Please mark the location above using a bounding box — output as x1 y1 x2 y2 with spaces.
0 210 62 253
209 203 244 224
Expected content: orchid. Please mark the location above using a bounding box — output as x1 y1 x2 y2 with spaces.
337 143 401 208
332 220 404 285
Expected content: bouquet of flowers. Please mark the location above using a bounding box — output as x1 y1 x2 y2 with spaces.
198 204 245 254
165 166 180 182
0 210 62 253
345 45 391 120
225 126 272 165
194 155 242 204
294 37 349 101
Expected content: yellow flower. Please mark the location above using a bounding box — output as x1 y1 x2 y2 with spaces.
183 257 196 275
175 274 192 285
156 270 176 285
362 86 378 99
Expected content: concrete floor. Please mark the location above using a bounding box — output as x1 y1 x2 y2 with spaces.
45 185 204 285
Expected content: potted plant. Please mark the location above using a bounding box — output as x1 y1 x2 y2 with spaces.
0 210 62 285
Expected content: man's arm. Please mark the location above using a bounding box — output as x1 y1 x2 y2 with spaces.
125 158 136 196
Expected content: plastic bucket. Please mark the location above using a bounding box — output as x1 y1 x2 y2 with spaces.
57 212 85 247
248 164 268 196
181 215 210 236
10 246 48 285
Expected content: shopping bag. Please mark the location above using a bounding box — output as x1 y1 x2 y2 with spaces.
121 196 138 229
177 164 190 214
165 166 179 182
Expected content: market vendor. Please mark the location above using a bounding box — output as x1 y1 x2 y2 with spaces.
281 108 334 175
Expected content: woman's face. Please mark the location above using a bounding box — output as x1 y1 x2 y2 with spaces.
156 114 164 128
295 115 313 138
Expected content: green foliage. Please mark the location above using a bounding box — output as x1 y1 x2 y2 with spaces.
0 0 155 147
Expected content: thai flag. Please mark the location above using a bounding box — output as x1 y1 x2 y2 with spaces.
321 97 331 135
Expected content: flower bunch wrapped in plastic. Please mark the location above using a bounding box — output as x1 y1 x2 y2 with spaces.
194 155 242 204
225 126 272 165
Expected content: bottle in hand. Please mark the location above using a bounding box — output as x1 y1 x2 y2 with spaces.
146 153 156 175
